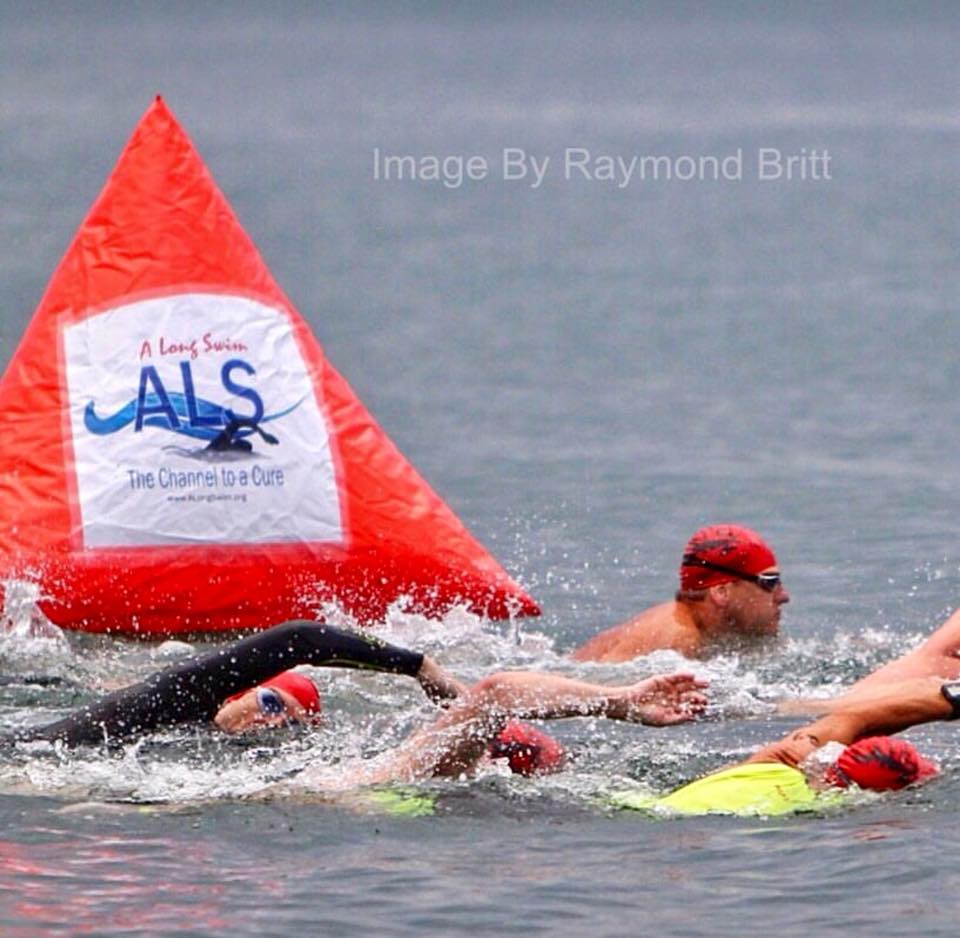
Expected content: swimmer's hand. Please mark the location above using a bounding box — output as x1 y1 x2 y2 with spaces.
416 656 469 705
609 672 709 726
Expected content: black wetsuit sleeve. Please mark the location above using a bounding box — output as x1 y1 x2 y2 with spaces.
11 621 424 747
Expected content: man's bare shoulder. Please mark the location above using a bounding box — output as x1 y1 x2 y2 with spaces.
571 602 699 662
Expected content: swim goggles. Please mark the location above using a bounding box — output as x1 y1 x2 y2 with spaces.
681 555 781 592
256 686 287 716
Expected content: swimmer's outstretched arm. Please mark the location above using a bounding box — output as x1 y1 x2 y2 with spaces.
848 608 960 691
460 671 709 725
775 677 937 718
9 621 455 746
776 608 960 717
750 676 953 769
354 671 708 786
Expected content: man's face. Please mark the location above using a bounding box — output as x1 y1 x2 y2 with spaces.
725 566 789 635
212 685 311 734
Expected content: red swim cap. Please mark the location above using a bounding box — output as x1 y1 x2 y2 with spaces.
824 736 938 791
489 720 566 777
679 524 777 591
262 671 322 715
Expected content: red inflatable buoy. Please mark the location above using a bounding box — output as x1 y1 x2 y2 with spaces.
0 97 539 636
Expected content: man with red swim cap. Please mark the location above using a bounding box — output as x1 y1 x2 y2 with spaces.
609 676 952 817
738 676 950 795
574 524 789 662
677 603 960 816
623 607 960 815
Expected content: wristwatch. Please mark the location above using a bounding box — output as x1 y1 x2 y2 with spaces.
940 681 960 720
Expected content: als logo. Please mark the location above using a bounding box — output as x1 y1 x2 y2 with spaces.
62 294 343 548
84 358 304 454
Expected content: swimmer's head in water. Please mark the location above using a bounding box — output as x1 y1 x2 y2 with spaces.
261 671 322 716
488 720 566 776
825 736 939 791
679 525 777 592
216 670 322 732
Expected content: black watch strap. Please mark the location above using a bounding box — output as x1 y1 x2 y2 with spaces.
941 681 960 720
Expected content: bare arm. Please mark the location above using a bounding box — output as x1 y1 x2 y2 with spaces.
845 608 960 692
461 670 709 725
776 675 947 719
778 609 960 715
748 676 952 769
356 670 709 785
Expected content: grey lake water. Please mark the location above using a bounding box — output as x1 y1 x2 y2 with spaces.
1 2 959 935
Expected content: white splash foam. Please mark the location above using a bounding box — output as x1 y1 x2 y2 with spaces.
0 577 72 668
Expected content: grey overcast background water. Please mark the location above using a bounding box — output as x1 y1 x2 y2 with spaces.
1 2 959 936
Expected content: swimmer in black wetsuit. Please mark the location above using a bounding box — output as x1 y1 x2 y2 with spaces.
6 621 460 746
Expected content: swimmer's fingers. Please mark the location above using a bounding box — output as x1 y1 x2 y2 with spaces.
616 672 709 725
641 695 709 726
631 694 708 726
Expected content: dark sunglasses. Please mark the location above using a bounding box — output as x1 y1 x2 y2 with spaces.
682 555 782 592
256 686 288 716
